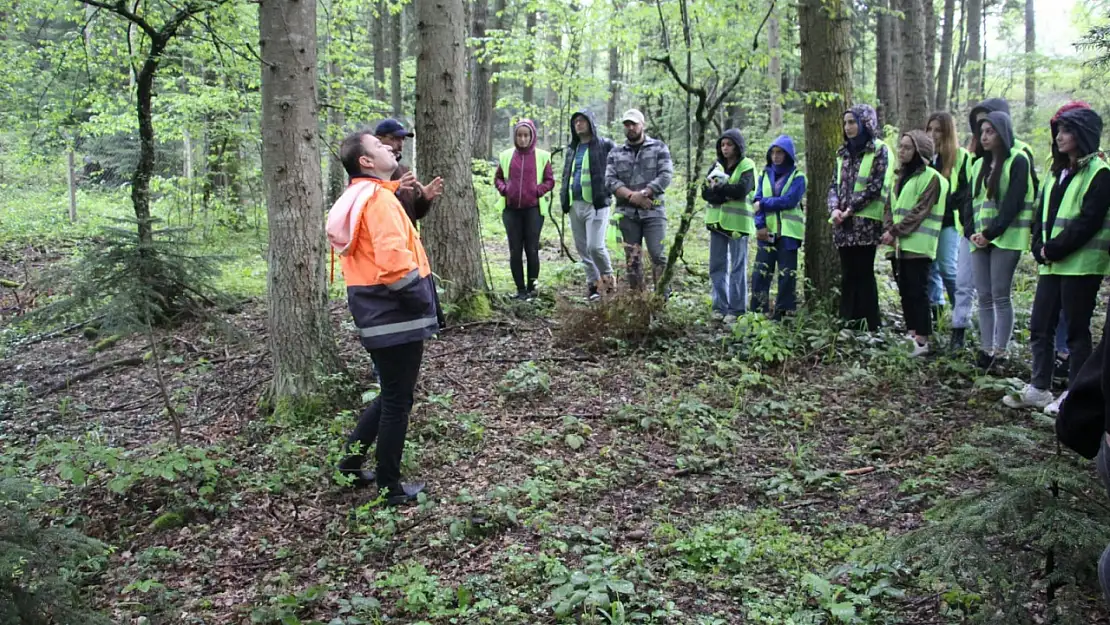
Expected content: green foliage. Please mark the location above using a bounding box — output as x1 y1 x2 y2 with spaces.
35 217 227 329
497 360 552 398
0 478 111 625
874 417 1110 623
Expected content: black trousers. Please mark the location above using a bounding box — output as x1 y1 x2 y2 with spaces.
502 207 544 292
345 340 425 488
891 256 933 337
1030 274 1103 389
838 245 881 331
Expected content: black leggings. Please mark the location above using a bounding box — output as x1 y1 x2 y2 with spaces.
503 207 544 292
891 257 932 337
838 245 881 331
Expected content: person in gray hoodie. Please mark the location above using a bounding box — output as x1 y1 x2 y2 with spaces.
561 109 616 300
605 109 674 291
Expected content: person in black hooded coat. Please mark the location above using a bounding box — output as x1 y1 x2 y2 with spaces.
561 109 616 300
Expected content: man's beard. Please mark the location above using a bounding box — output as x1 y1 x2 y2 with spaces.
626 131 643 143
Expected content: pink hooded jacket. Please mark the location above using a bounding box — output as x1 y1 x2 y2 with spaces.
494 119 555 209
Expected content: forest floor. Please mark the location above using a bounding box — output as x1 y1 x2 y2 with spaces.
2 201 1110 624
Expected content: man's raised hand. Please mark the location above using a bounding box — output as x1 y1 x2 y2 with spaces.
420 177 444 202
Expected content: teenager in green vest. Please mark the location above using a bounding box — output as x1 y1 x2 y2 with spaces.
701 129 755 321
926 112 974 349
1005 107 1110 413
561 109 616 301
968 111 1033 371
829 103 890 333
494 119 555 299
751 134 806 318
881 130 948 357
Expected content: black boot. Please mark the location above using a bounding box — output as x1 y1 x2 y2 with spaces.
383 481 426 506
975 350 993 372
949 328 966 351
336 456 376 488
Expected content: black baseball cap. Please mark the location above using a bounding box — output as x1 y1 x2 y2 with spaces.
374 118 414 138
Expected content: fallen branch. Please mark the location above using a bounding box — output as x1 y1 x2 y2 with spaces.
36 355 144 398
469 355 594 363
87 390 161 413
839 466 876 477
673 458 722 477
0 278 21 288
19 315 105 347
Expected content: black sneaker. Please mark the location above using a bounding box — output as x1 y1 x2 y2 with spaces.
383 482 425 506
949 328 966 351
513 290 529 301
976 350 994 372
587 284 600 302
1054 355 1070 380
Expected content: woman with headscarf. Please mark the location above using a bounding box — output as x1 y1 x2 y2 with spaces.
828 104 891 334
967 111 1033 371
1005 106 1110 413
881 130 948 357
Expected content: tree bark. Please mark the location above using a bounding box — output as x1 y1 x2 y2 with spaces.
542 14 560 145
900 0 929 130
1024 0 1035 131
799 0 851 301
372 1 387 104
471 0 493 160
769 9 783 134
607 45 620 126
416 0 488 305
259 0 340 403
936 0 955 109
892 0 904 127
67 149 77 222
522 10 537 108
391 6 403 118
925 0 937 109
326 58 346 206
876 0 898 127
489 0 507 155
952 0 967 110
967 0 982 99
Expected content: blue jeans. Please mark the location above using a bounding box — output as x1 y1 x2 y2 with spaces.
928 226 959 306
750 239 798 314
709 230 747 315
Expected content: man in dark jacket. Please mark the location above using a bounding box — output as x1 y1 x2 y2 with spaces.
561 109 616 300
374 119 444 223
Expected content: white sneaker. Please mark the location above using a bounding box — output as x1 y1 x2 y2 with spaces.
711 311 726 322
1002 384 1054 410
910 340 929 357
1044 390 1069 416
723 314 738 324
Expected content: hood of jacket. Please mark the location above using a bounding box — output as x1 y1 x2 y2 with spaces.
968 98 1010 135
514 119 538 152
904 129 935 165
1053 107 1103 160
715 128 746 165
765 134 797 166
568 109 600 147
978 110 1016 157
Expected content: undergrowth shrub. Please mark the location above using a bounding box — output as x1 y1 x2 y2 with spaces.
0 477 111 625
555 291 669 348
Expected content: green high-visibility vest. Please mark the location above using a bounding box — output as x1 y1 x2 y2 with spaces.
836 139 892 221
498 148 553 211
1039 157 1110 276
950 147 973 237
759 169 805 240
970 150 1034 251
572 145 592 204
705 157 756 237
888 167 949 260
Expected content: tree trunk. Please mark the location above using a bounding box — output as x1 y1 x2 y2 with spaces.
372 1 387 103
876 0 898 127
769 9 783 134
799 0 851 302
522 10 537 108
952 0 967 110
67 148 77 222
925 0 937 109
391 6 403 118
489 0 507 156
607 45 620 126
258 0 340 404
326 59 346 206
471 0 493 160
521 10 535 108
416 0 488 308
542 15 560 145
1024 0 1035 131
892 0 904 127
900 0 929 130
936 0 955 109
967 0 982 99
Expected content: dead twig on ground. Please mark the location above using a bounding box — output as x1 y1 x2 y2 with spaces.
20 315 105 347
36 355 143 398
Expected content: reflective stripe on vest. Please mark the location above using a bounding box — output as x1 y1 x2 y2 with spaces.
1040 157 1110 276
705 157 756 236
759 169 805 240
836 139 890 222
498 148 552 211
889 168 949 260
970 150 1034 251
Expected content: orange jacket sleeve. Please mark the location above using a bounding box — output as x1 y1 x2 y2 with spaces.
364 193 420 288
